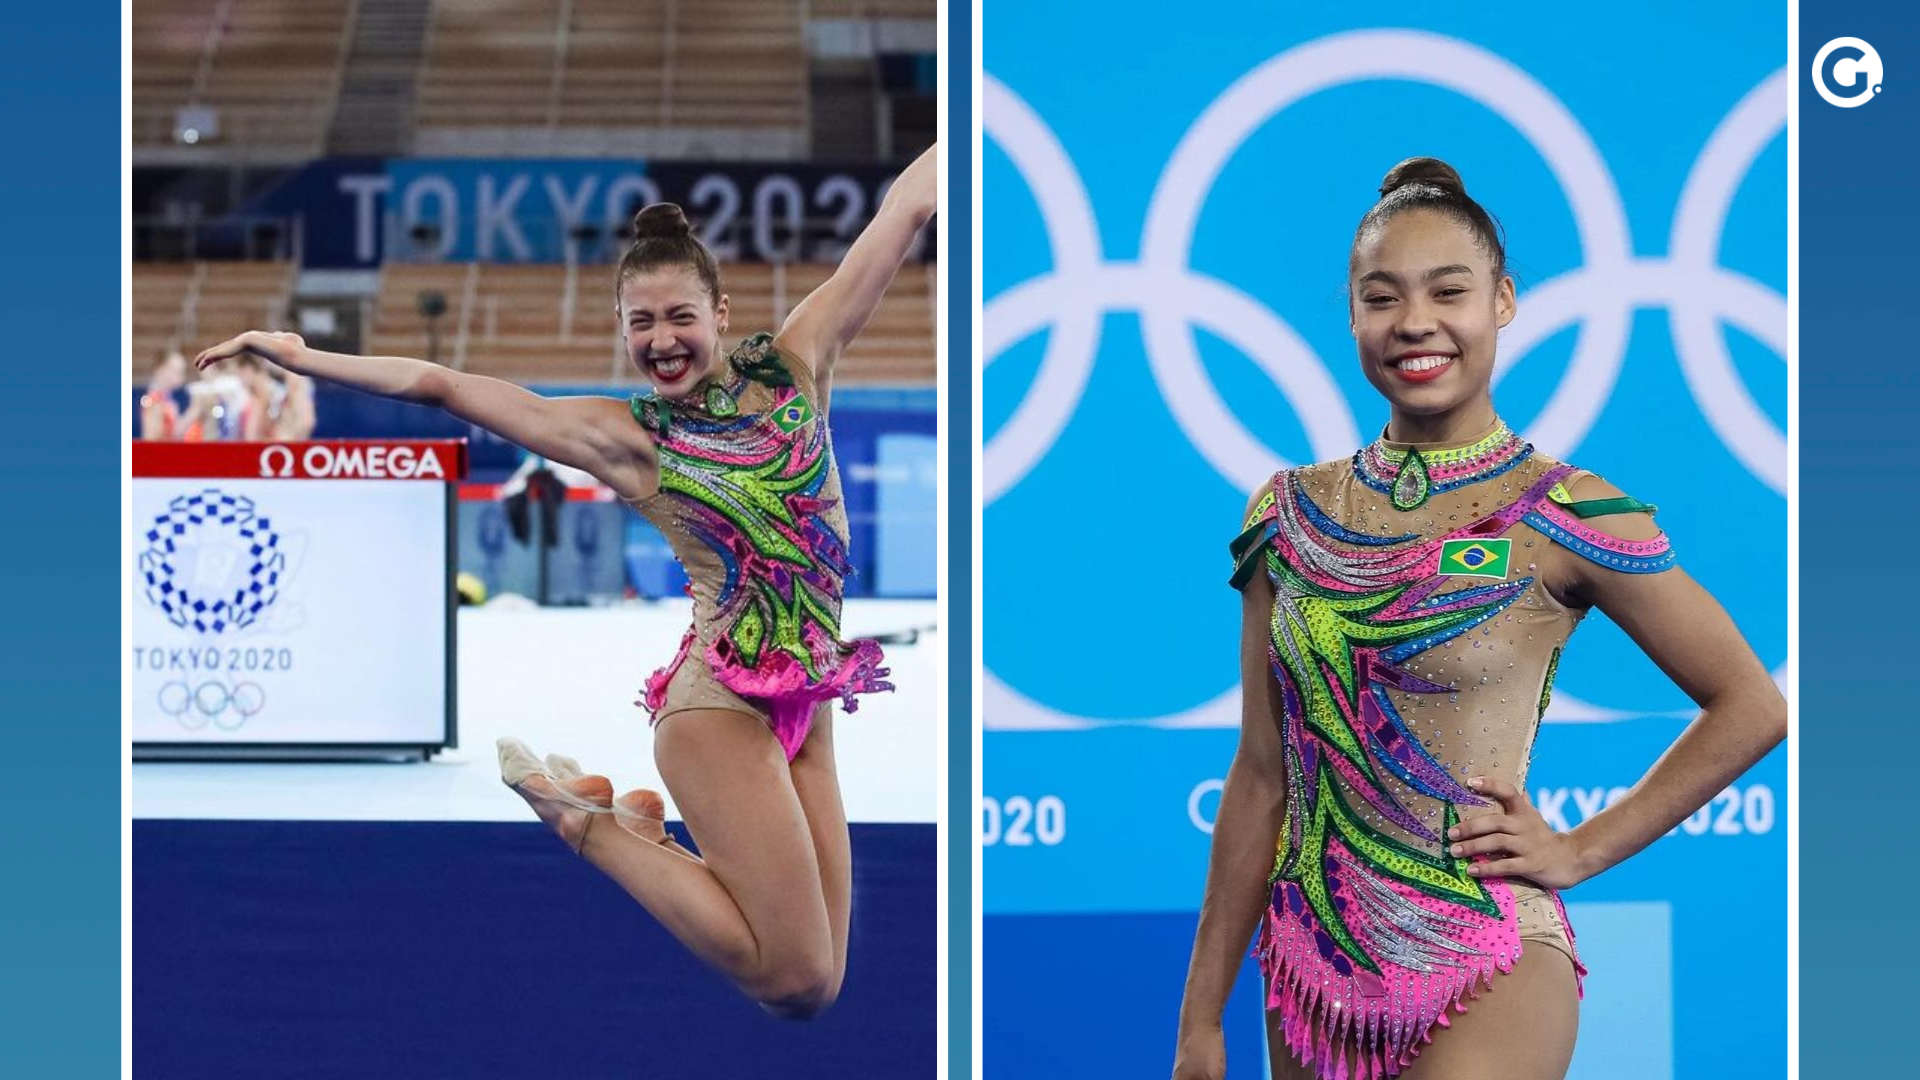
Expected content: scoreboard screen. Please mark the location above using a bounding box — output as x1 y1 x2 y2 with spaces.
131 441 463 755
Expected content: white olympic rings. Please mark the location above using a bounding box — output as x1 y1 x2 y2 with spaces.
984 29 1786 730
158 679 267 731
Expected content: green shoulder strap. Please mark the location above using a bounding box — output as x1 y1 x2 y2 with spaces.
1547 479 1657 518
1562 495 1658 518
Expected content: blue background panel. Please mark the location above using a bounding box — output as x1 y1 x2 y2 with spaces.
983 903 1673 1080
2 4 120 1072
1799 4 1915 1073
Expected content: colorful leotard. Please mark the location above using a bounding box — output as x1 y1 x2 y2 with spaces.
1228 419 1676 1080
628 333 892 759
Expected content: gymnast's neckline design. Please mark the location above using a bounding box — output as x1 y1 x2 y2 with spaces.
1353 420 1531 511
629 332 892 760
1229 423 1674 1080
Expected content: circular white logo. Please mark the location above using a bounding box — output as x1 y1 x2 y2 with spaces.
1812 37 1883 107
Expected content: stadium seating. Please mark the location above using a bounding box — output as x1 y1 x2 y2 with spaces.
411 0 805 138
131 0 933 389
133 261 297 376
132 0 353 155
365 260 934 384
136 0 821 153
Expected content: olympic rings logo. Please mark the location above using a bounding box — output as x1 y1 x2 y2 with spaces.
157 679 267 731
984 29 1786 730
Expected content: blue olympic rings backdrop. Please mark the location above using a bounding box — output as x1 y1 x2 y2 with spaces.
982 4 1785 1079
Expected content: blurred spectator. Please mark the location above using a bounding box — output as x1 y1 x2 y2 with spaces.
177 382 219 441
271 369 317 440
232 355 276 439
181 370 249 440
139 348 188 440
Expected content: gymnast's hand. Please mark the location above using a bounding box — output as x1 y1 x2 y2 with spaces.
195 330 309 373
1446 776 1591 890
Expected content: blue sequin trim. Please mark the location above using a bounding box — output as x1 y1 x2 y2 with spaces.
1367 687 1472 803
1522 511 1678 574
1380 579 1529 664
1294 485 1417 546
801 438 829 498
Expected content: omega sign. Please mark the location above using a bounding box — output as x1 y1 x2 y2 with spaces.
258 444 448 480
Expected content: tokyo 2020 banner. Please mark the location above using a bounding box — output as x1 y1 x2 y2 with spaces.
982 4 1785 1078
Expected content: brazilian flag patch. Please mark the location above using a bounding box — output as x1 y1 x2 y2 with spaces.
1438 537 1512 579
774 392 816 433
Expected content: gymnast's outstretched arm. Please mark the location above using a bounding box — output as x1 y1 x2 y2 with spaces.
194 330 656 499
775 142 937 405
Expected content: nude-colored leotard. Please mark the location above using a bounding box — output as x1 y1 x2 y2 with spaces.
1229 418 1675 1080
627 333 892 759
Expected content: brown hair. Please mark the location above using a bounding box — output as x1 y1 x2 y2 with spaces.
616 203 723 305
1353 157 1507 276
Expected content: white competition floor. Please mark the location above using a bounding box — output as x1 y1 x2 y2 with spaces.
132 599 941 824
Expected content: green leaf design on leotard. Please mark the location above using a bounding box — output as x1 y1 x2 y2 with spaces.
1278 761 1498 976
659 438 826 567
1538 646 1562 720
1268 557 1512 784
733 606 766 667
729 571 845 678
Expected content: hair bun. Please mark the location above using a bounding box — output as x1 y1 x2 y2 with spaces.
1379 157 1465 199
631 202 693 240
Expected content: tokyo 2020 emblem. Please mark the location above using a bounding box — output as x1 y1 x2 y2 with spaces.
139 489 286 634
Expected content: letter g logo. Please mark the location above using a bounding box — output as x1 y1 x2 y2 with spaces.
1812 37 1883 108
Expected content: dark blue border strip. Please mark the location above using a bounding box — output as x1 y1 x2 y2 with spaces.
135 821 935 1078
1799 10 1909 1073
0 6 122 1072
946 6 975 1074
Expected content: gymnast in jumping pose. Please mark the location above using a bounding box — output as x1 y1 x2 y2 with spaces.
1171 157 1785 1079
196 144 936 1019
